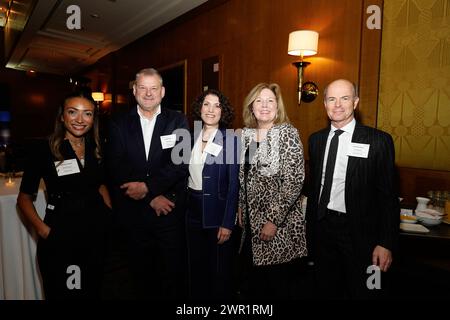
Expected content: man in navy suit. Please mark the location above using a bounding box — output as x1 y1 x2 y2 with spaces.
306 79 399 299
106 68 189 299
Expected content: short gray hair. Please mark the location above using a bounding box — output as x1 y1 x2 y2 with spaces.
135 68 163 85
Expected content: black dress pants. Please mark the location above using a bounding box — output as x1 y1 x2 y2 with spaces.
314 210 384 299
37 195 107 300
186 189 234 301
125 208 188 300
238 223 299 301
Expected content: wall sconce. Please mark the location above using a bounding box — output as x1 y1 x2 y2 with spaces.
91 92 104 108
104 93 112 102
115 94 127 104
288 30 319 104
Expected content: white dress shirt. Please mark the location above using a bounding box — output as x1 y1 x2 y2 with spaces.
320 118 356 213
188 129 218 190
137 105 161 160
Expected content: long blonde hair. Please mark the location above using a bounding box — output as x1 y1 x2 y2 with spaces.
242 83 290 128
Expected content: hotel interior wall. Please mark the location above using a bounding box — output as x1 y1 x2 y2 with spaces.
82 0 450 201
0 67 72 141
80 0 382 159
0 21 72 142
378 0 450 172
2 0 448 201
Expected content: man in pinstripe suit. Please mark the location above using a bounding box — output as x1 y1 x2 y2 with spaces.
306 79 399 299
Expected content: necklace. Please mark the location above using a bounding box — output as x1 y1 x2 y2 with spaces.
67 137 84 148
202 134 210 143
202 127 218 143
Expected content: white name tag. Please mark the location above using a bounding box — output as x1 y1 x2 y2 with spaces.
347 143 370 158
47 204 55 210
160 134 176 149
54 159 80 176
204 142 222 157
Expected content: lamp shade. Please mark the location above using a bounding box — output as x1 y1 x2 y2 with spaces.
288 30 319 56
91 92 104 102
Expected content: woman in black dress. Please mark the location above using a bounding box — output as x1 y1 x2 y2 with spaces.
17 90 111 299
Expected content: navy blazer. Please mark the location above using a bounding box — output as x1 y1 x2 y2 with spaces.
106 106 189 221
188 128 240 230
306 122 399 260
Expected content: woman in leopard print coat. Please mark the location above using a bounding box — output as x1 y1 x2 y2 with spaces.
237 83 307 299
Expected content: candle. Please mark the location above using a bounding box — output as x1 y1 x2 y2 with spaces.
5 176 15 186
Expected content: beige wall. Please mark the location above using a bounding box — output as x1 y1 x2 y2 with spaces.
378 0 450 171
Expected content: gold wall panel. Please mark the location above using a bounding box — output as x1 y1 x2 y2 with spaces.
379 0 450 171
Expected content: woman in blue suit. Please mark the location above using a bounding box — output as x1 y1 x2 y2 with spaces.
186 89 239 301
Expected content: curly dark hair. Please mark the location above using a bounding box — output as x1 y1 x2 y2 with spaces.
191 89 234 128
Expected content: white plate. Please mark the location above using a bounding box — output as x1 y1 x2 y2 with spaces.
400 218 417 224
416 208 444 217
400 223 429 233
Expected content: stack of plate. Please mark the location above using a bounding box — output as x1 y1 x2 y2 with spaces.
415 208 444 226
400 223 429 233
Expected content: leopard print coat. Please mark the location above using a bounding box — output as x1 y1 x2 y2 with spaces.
239 123 307 266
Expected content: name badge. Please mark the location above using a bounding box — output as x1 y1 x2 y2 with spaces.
160 134 176 149
204 142 222 157
347 143 370 158
54 159 80 176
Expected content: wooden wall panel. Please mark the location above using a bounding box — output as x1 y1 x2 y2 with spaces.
359 0 383 128
83 0 377 156
77 0 448 192
1 68 71 142
397 167 450 205
268 0 365 153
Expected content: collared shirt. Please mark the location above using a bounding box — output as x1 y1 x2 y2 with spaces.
188 129 218 191
137 105 161 160
320 118 356 213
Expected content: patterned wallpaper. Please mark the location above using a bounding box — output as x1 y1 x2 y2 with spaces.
378 0 450 170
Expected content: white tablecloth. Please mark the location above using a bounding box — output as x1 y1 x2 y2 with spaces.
0 177 46 300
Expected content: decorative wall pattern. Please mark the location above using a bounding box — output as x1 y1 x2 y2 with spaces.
379 0 450 170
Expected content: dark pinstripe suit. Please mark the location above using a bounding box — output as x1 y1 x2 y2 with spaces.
306 122 400 298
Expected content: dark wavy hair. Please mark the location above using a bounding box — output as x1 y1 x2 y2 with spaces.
49 89 100 161
191 89 234 128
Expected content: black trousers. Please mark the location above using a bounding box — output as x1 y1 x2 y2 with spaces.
238 222 301 301
314 210 385 299
186 189 234 301
125 208 188 300
37 194 107 300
